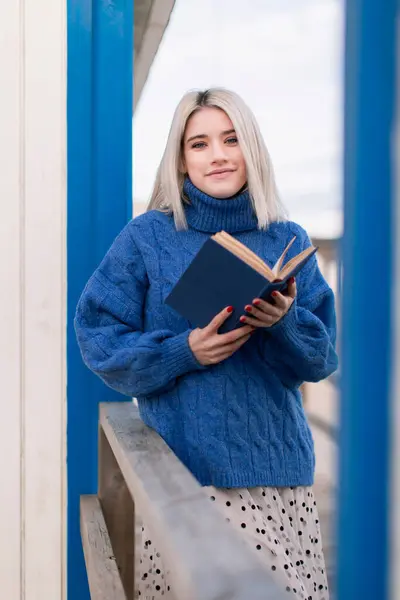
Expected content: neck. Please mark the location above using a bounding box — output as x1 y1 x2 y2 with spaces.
183 178 258 234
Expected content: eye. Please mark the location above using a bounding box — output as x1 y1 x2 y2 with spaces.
192 141 207 149
225 136 238 145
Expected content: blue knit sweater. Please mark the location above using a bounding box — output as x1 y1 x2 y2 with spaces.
75 179 338 488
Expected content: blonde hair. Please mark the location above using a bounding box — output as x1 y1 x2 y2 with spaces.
147 88 287 229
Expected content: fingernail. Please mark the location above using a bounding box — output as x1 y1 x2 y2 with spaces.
289 277 295 284
240 316 246 323
272 291 278 297
253 299 261 306
227 306 234 313
245 305 252 312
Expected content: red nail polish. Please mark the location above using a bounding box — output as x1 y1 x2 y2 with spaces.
240 316 246 323
253 300 261 306
289 277 295 284
272 291 278 297
227 306 234 313
245 305 252 312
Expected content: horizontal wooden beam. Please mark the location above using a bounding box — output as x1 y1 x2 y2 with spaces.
134 0 175 108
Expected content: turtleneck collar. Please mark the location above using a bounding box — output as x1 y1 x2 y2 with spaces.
183 177 258 234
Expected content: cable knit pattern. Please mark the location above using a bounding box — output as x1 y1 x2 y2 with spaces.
75 180 338 488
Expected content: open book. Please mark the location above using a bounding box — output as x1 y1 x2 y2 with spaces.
166 231 318 333
212 231 317 283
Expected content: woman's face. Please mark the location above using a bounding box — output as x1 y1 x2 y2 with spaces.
182 107 247 198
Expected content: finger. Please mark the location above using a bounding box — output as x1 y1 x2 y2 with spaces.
217 324 254 345
244 304 279 322
215 331 253 354
242 306 282 323
269 292 288 310
240 314 276 328
287 277 297 299
252 298 281 317
205 306 234 333
213 333 252 360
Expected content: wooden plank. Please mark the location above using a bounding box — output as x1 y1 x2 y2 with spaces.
80 495 126 600
0 2 22 597
133 0 175 107
99 427 135 600
100 402 284 600
23 0 67 598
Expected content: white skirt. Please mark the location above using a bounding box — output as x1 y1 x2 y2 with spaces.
138 485 329 600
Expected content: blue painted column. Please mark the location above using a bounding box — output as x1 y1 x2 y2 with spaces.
337 1 397 599
67 1 133 598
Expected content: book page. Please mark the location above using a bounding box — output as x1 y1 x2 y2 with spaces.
272 236 296 276
213 232 274 281
278 245 316 279
216 232 271 276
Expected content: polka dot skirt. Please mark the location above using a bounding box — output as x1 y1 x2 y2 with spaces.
138 485 329 600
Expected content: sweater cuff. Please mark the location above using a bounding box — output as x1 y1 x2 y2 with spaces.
162 330 206 377
267 300 299 344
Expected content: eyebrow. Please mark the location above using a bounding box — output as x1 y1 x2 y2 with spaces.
185 129 236 144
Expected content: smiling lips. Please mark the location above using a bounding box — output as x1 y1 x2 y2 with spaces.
207 168 235 178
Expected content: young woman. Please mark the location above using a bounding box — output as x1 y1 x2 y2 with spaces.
75 88 338 600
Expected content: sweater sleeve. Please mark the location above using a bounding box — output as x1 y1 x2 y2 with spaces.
260 228 338 389
74 224 204 397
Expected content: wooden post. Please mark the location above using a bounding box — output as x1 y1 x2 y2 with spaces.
338 1 396 598
98 426 135 600
80 495 127 600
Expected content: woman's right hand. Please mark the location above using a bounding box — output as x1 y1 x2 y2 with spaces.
188 306 254 366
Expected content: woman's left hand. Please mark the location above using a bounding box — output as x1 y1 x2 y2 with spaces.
240 277 297 329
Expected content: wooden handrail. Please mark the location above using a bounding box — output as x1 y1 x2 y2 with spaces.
81 402 284 599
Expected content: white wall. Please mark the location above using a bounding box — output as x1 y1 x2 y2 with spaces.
0 1 66 598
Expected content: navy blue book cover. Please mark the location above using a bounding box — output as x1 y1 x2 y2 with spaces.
165 238 317 334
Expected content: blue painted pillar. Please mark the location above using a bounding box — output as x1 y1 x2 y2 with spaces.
338 1 397 599
67 1 133 598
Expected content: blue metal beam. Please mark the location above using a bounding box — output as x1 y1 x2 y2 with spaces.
338 1 397 599
67 1 133 597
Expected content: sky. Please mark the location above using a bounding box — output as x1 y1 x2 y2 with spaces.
133 0 344 238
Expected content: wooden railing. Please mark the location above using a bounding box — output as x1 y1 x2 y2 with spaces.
80 402 284 600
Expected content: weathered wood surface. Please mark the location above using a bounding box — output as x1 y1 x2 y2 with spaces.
100 402 284 600
99 427 135 600
80 495 127 600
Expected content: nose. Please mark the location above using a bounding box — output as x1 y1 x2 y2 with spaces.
210 140 228 164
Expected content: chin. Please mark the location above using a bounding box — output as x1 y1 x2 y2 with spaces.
205 182 244 199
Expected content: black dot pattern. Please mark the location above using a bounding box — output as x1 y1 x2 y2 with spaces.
138 485 329 599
